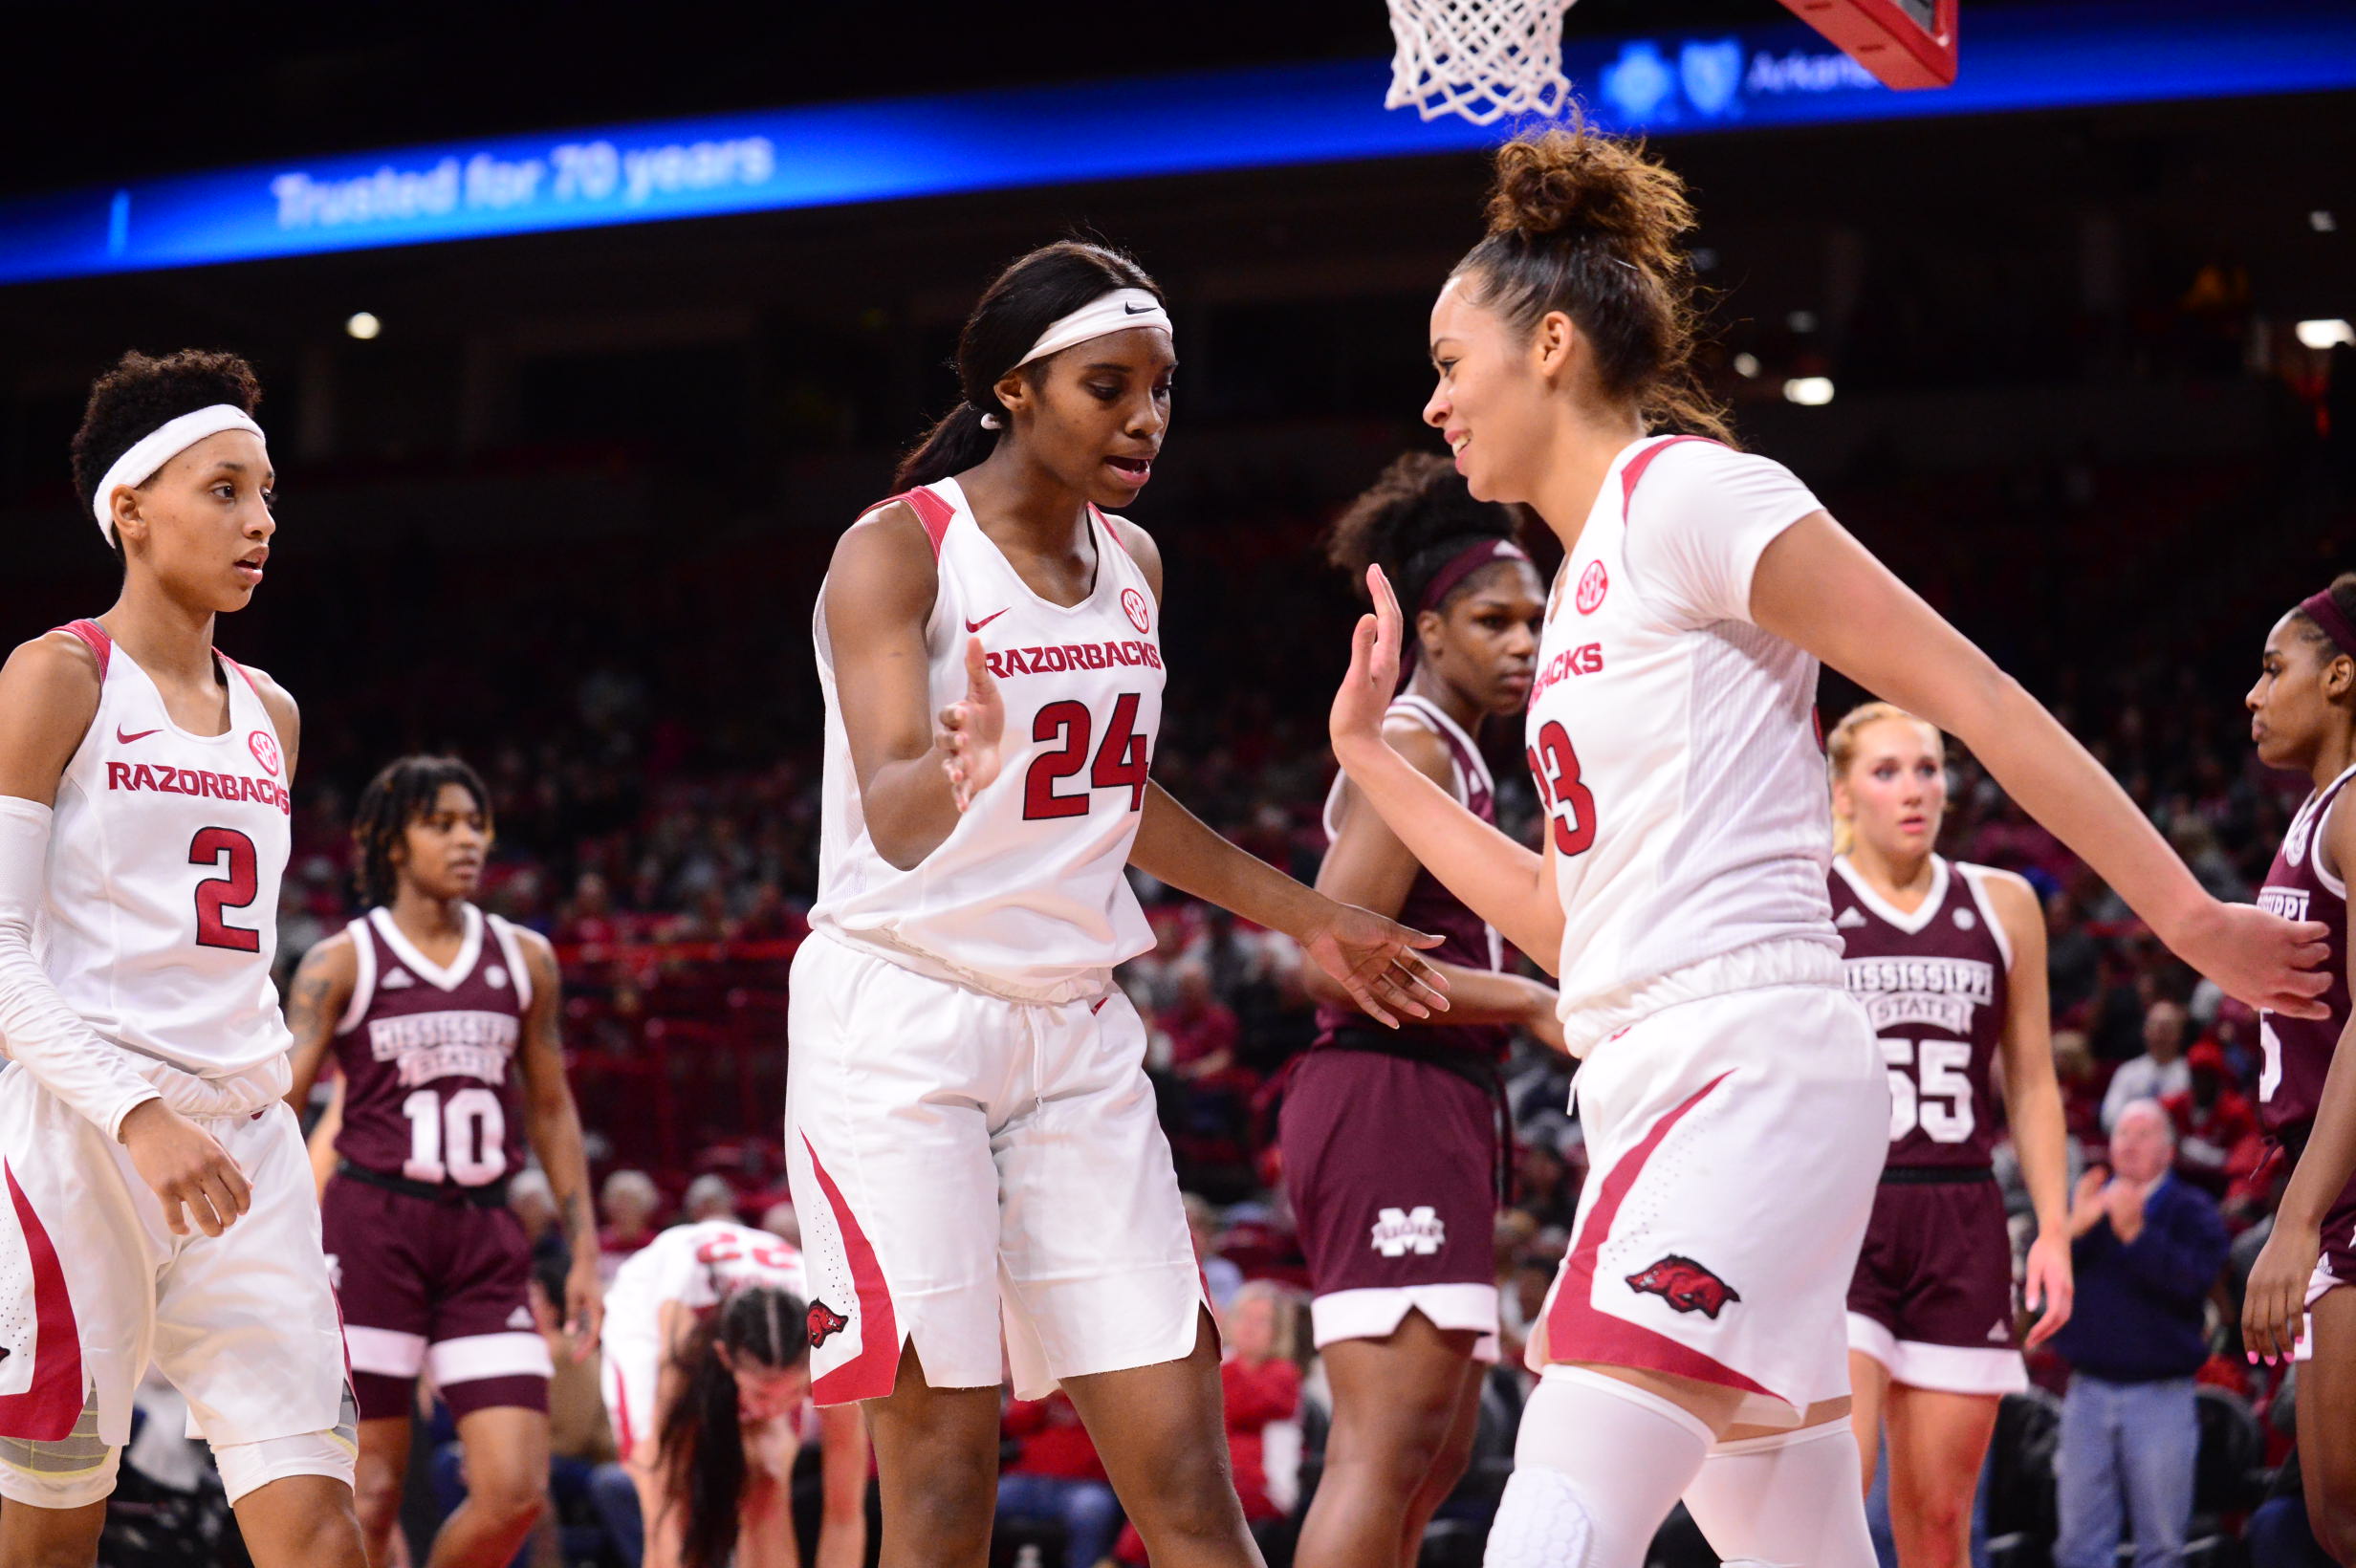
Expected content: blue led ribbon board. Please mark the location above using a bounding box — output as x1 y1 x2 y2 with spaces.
0 0 2348 286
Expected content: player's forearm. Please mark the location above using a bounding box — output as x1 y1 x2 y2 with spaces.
1330 738 1561 968
1131 781 1329 939
2279 1013 2356 1233
859 749 966 871
1304 957 1545 1026
527 1092 601 1265
2006 1069 2073 1235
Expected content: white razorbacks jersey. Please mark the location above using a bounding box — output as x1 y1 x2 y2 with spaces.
36 621 293 1076
1525 438 1843 1054
809 477 1164 1003
603 1221 807 1345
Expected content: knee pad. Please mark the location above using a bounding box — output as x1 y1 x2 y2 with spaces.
211 1396 360 1507
0 1405 120 1512
1485 1466 1595 1568
1681 1420 1876 1568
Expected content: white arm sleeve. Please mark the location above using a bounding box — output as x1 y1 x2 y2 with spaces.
0 795 162 1139
1620 442 1826 630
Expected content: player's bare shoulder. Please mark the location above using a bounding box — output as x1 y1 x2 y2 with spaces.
508 923 563 995
0 630 108 801
1102 512 1164 599
826 498 941 626
1967 863 2044 963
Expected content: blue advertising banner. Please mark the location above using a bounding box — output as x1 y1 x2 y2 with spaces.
0 0 2347 286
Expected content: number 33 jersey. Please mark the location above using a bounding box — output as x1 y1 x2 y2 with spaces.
329 904 534 1190
37 620 293 1077
1830 854 2012 1168
1525 438 1842 1054
809 477 1164 1003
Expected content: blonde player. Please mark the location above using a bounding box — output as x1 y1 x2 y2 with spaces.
602 1220 867 1568
791 238 1445 1568
0 351 363 1567
1326 126 2324 1568
1826 704 2073 1568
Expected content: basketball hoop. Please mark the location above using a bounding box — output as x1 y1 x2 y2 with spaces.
1385 0 1578 125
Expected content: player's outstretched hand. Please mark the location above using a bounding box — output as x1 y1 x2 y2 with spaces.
2242 1216 2318 1364
2020 1228 2075 1350
937 636 1007 812
1329 565 1407 762
120 1099 251 1238
1300 899 1450 1030
2165 897 2330 1019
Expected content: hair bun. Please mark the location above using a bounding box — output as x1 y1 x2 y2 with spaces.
1483 124 1694 260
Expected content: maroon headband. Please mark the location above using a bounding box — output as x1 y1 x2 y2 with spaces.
1397 538 1533 688
1419 538 1532 615
2301 590 2356 660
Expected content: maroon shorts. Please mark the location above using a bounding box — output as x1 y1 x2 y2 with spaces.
322 1172 552 1421
1278 1046 1501 1349
1844 1170 2027 1395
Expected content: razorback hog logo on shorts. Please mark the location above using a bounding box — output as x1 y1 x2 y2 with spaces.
1625 1254 1741 1318
807 1299 850 1348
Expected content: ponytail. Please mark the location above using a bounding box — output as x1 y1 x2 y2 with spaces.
658 1286 808 1568
892 239 1166 492
893 402 1002 492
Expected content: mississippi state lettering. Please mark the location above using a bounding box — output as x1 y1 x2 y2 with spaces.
367 1008 521 1087
2258 884 2313 923
105 760 292 815
1843 954 1996 1037
983 640 1164 681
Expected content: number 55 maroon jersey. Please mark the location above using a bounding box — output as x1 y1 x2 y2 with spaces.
330 904 533 1190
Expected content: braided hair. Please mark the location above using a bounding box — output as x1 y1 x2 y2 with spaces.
349 755 491 909
659 1286 808 1568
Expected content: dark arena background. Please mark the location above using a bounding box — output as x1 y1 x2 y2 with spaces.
4 2 2353 1564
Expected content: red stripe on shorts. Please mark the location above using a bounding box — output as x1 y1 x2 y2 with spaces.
0 1162 87 1441
1541 1072 1774 1399
801 1135 902 1405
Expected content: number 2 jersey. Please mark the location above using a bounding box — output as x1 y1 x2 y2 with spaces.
1830 854 2011 1169
35 620 293 1085
807 477 1165 1004
329 904 533 1190
1524 438 1841 1054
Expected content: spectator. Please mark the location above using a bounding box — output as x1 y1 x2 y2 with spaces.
757 1200 800 1247
2102 999 2193 1132
598 1169 662 1284
1161 963 1244 1087
997 1390 1120 1568
2050 1100 2230 1568
2161 1039 2262 1200
681 1172 739 1223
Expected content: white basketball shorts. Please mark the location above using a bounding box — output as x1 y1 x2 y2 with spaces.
785 933 1207 1405
0 1059 352 1505
1529 983 1888 1429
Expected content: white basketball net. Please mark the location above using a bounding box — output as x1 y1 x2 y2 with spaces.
1386 0 1576 125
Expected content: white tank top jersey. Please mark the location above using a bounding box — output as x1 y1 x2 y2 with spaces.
36 621 294 1076
603 1221 808 1343
1524 437 1843 1054
809 477 1165 1004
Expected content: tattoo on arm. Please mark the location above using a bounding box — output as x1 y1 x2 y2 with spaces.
284 955 338 1042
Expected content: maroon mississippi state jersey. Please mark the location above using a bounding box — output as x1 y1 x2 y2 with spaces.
331 904 534 1190
1314 694 1511 1060
1832 856 2012 1168
2257 766 2356 1136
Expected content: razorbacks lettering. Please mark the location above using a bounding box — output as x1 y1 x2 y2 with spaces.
103 760 292 814
982 639 1163 681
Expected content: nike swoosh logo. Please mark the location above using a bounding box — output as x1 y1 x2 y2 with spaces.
0 1161 87 1441
965 609 1010 633
1123 302 1154 315
116 727 161 744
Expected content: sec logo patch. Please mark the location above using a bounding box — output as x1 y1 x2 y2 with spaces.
1122 588 1152 634
1575 561 1609 616
249 730 281 776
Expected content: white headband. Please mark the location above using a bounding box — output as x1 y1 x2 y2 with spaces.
91 404 268 543
980 288 1173 429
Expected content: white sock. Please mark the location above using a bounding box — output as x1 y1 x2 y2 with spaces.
1483 1366 1715 1568
1678 1420 1879 1568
